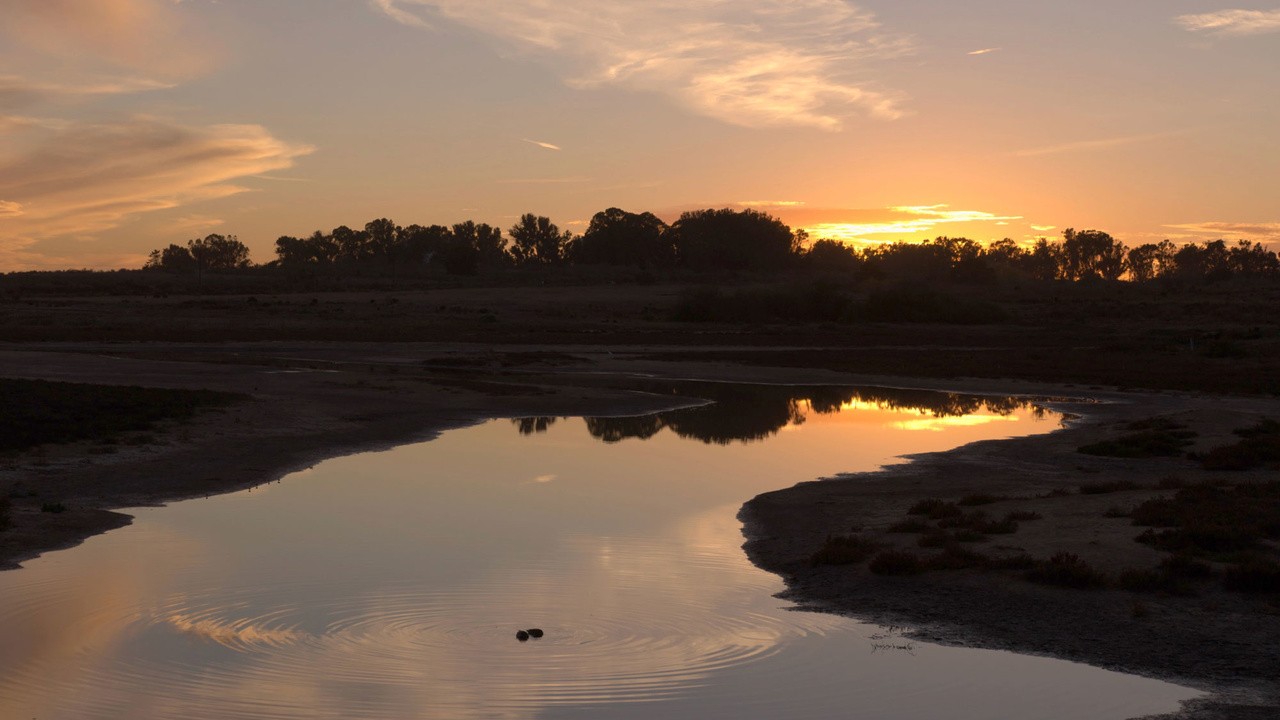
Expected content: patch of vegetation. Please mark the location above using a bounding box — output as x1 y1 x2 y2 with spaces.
0 496 10 531
854 286 1009 325
1199 419 1280 471
41 502 66 514
1005 510 1043 522
869 551 925 576
1222 559 1280 594
1104 506 1132 518
918 529 986 547
1024 552 1109 589
937 510 1019 534
1160 554 1214 579
887 518 932 534
1130 481 1280 558
907 498 963 520
1078 419 1196 458
925 545 989 571
810 534 881 567
1079 480 1143 495
0 379 243 453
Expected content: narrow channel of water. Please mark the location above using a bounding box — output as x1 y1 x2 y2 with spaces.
0 385 1199 719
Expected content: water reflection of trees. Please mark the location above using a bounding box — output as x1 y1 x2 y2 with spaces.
511 384 1046 446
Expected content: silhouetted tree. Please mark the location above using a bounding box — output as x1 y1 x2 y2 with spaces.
1173 240 1231 281
804 238 861 273
1127 240 1177 282
188 234 250 279
669 208 800 272
569 207 673 267
1227 240 1280 277
509 214 570 266
1060 229 1126 281
145 243 197 273
452 221 509 269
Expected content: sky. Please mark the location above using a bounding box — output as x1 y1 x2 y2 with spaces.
0 0 1277 270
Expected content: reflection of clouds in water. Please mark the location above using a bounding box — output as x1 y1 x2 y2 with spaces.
66 503 808 718
894 414 1021 432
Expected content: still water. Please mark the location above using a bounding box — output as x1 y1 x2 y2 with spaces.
0 384 1198 719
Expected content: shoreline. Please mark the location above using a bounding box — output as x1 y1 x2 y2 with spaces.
3 343 1278 718
741 389 1280 719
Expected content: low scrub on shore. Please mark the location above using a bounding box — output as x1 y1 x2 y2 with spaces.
1078 418 1196 458
0 379 244 453
0 496 10 532
1130 481 1280 558
1198 419 1280 471
810 534 881 567
1024 552 1110 589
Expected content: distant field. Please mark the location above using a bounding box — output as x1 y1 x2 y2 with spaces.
0 378 243 453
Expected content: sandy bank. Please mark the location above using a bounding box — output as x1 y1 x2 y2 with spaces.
742 388 1280 719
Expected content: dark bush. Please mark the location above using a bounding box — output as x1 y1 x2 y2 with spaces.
1222 560 1280 594
869 551 925 576
1025 552 1108 589
1005 510 1043 522
926 545 989 570
887 518 932 534
810 534 880 567
907 498 963 520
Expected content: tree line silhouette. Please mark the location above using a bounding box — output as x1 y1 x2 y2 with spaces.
145 207 1278 284
513 384 1040 446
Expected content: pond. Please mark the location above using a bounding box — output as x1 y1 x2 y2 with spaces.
0 384 1198 719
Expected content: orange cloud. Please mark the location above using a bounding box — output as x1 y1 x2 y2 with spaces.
0 118 313 270
1164 221 1280 240
1176 9 1280 36
373 0 912 130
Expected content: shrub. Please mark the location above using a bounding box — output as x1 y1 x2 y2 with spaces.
41 502 67 514
887 518 932 534
1222 560 1280 594
1025 552 1108 589
1078 428 1195 458
926 545 988 570
907 498 962 520
0 496 10 531
869 551 925 576
810 534 880 567
1005 510 1043 522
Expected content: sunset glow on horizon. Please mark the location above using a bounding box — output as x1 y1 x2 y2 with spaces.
1 0 1277 269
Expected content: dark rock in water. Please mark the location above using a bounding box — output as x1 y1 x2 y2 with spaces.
527 628 544 638
516 630 530 641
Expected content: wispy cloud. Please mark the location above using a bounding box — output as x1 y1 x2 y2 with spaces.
1165 221 1280 240
968 48 1001 56
1015 131 1182 158
521 138 562 151
1176 9 1280 36
0 118 313 269
371 0 912 130
0 75 174 110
